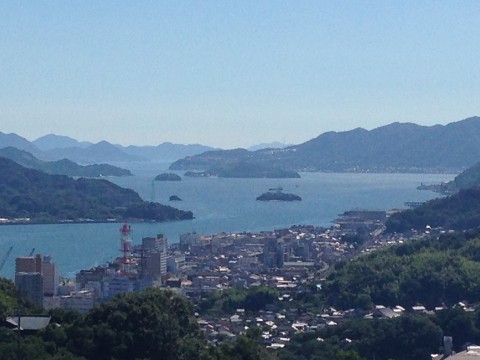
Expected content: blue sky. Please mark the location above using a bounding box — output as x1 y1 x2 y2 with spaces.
1 1 479 148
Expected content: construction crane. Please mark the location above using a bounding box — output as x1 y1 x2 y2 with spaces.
28 248 35 256
0 246 13 272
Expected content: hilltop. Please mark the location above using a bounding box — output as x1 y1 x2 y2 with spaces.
170 116 480 173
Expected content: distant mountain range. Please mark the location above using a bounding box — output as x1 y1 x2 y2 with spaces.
33 134 92 150
121 142 217 162
0 133 217 164
170 116 480 173
3 117 480 172
0 132 292 165
0 132 43 157
0 147 132 177
247 141 291 151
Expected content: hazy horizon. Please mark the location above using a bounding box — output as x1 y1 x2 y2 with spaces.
2 2 480 148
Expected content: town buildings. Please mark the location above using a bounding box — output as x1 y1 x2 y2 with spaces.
14 253 58 308
14 213 407 341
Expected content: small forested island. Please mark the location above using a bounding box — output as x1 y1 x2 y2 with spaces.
256 190 302 201
169 195 182 201
154 172 181 181
0 157 192 223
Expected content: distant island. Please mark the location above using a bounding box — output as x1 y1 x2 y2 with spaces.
0 157 192 224
256 190 302 201
155 173 182 181
0 147 132 177
183 161 300 179
169 195 182 201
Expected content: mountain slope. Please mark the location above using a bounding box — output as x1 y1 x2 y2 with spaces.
122 142 216 162
0 147 132 177
386 187 480 232
323 230 480 309
44 141 145 163
171 116 480 172
0 157 192 223
0 132 42 157
33 134 92 150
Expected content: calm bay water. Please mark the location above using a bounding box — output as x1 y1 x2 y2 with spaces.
0 161 454 280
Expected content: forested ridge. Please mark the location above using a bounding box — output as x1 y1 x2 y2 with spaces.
171 116 480 172
0 147 132 177
282 231 480 359
386 187 480 232
323 230 480 309
0 157 192 223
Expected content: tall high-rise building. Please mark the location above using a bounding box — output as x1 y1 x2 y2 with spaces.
15 272 44 308
142 234 167 252
15 253 58 307
263 237 285 269
179 232 199 250
15 256 41 274
42 256 58 296
141 234 168 280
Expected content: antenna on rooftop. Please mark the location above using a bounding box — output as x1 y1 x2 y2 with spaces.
119 223 133 274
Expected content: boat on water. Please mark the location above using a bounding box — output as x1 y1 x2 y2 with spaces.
268 186 283 192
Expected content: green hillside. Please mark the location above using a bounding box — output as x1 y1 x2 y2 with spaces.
386 187 480 232
0 157 192 223
323 231 480 310
0 147 132 177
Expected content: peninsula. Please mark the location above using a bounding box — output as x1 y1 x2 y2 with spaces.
0 147 132 177
0 157 193 224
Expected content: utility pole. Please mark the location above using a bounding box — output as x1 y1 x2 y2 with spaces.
15 308 21 360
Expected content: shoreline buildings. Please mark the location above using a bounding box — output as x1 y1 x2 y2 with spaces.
15 211 391 315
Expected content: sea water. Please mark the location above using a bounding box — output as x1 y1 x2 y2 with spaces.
0 163 454 279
